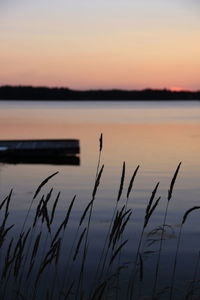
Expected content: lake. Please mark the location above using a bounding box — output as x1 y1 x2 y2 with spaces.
0 100 200 300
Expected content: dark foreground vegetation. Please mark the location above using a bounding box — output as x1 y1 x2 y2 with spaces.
0 85 200 100
0 135 200 300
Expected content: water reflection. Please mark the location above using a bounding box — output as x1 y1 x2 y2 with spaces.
0 155 80 165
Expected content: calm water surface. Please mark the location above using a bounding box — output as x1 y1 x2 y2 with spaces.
0 101 200 299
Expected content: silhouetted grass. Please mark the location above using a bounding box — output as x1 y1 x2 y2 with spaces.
1 138 200 300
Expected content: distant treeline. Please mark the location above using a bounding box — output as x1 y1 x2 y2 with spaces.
0 85 200 100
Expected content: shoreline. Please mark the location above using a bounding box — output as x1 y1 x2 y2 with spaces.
0 86 200 101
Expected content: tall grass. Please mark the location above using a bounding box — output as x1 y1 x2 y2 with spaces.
152 162 181 299
0 137 200 300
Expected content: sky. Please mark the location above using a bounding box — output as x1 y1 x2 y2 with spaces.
1 0 200 90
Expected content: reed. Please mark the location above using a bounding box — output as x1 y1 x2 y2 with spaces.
76 134 104 298
21 172 59 234
152 162 182 299
94 161 126 284
128 182 161 299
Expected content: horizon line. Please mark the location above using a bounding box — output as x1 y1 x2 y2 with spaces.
0 84 199 93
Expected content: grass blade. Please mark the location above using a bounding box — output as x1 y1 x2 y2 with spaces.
168 162 181 201
110 239 128 265
73 228 86 261
33 172 59 200
117 162 125 202
182 206 200 225
127 165 139 199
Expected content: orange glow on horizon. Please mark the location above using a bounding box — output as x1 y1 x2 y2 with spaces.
169 87 192 92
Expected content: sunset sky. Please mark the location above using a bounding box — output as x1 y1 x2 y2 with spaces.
1 0 200 90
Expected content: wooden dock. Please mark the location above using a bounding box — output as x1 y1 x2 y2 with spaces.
0 139 79 155
0 139 80 165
